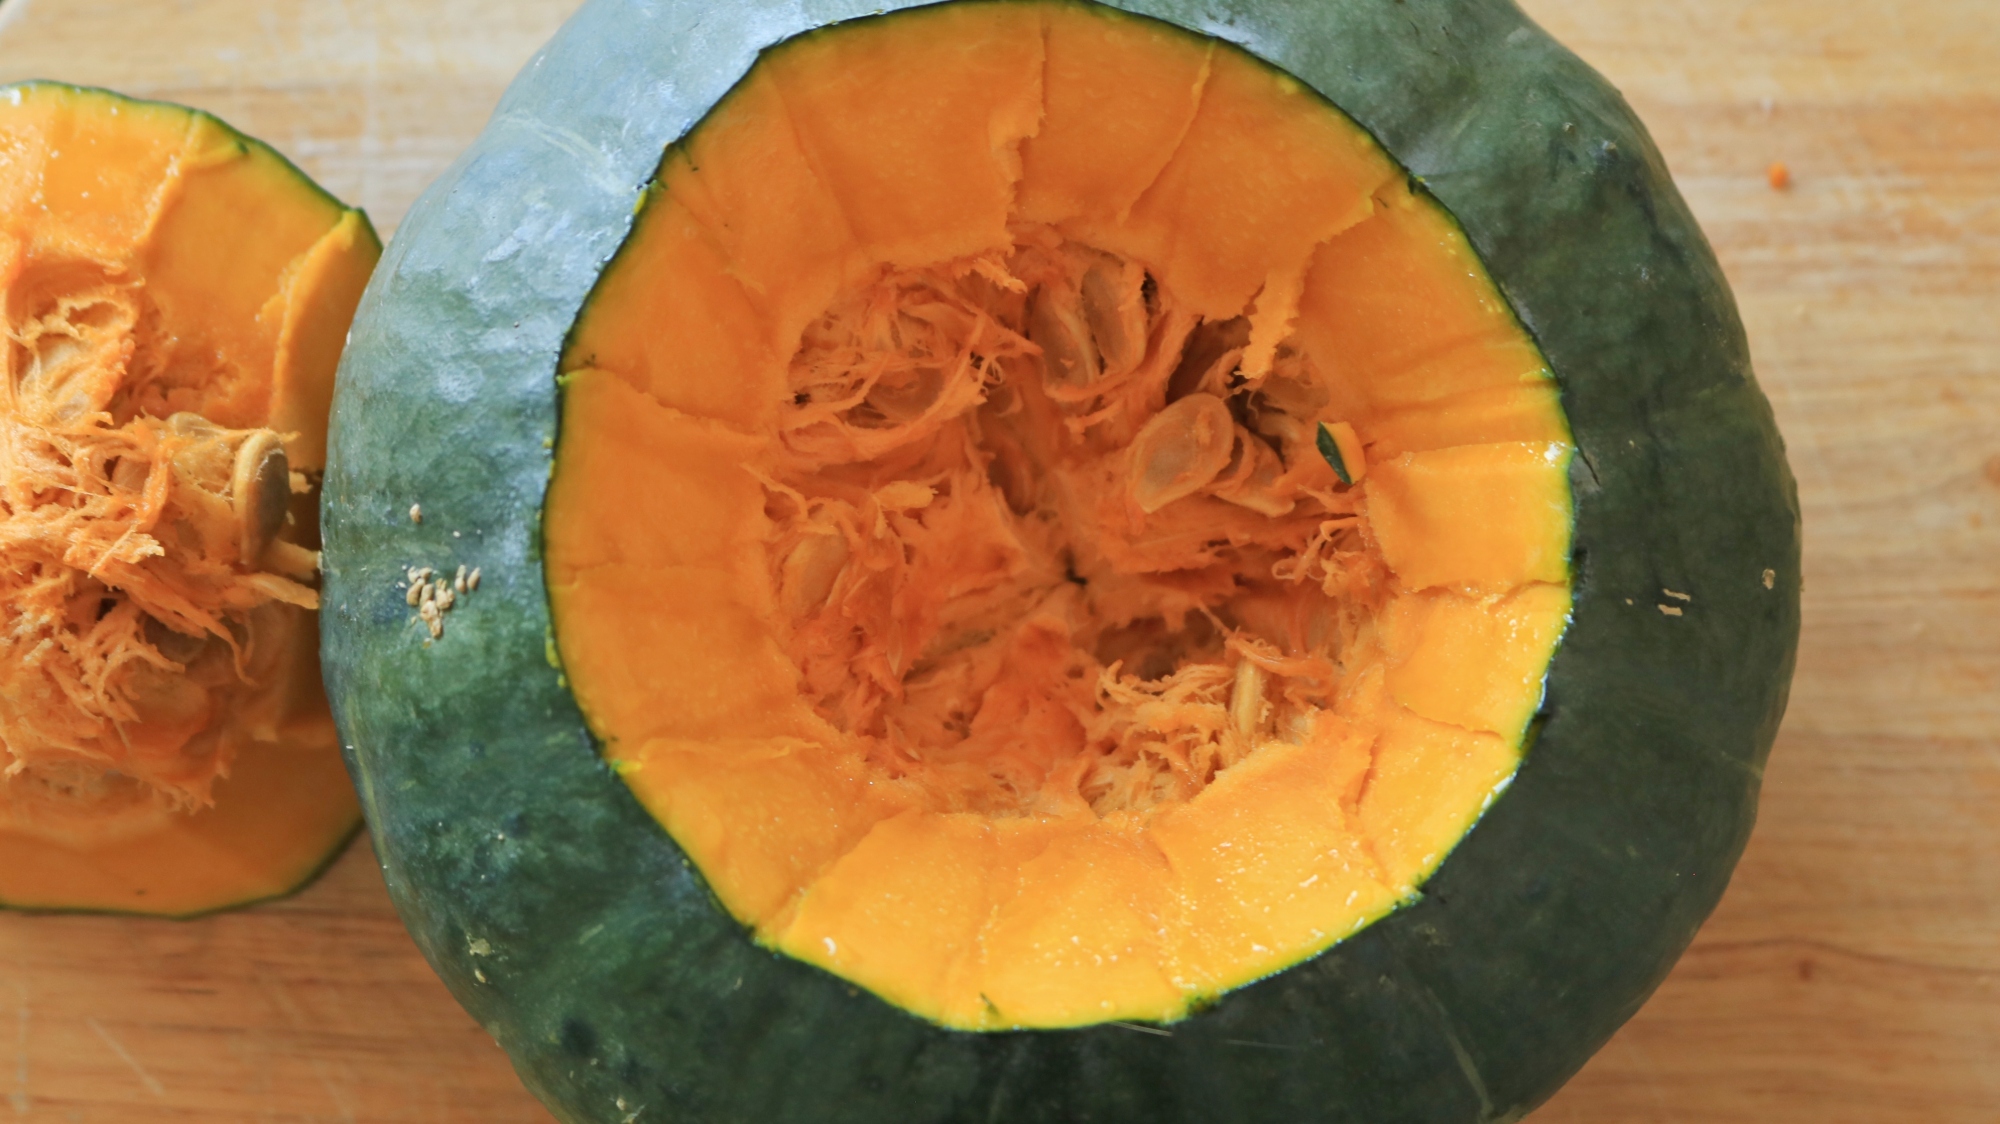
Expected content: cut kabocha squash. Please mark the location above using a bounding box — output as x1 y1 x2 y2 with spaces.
546 7 1575 1029
0 83 378 915
323 1 1799 1121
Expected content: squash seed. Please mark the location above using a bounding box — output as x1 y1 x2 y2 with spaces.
230 430 290 566
1079 257 1147 378
142 615 210 667
1028 285 1101 388
1208 426 1295 517
860 364 947 427
781 534 850 616
1230 659 1266 741
1129 393 1235 513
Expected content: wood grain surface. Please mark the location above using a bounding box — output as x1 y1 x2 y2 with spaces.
2 0 1995 1120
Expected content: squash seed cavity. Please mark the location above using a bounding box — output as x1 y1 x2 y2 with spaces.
762 234 1380 816
0 264 324 822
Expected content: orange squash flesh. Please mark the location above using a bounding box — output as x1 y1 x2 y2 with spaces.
0 640 360 915
771 3 1044 269
548 3 1574 1028
0 85 377 915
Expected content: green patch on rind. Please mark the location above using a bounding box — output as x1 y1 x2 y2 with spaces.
1315 421 1354 484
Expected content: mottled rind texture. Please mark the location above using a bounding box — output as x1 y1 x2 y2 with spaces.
319 1 1800 1121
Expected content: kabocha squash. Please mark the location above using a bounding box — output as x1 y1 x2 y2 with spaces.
323 0 1799 1120
542 4 1583 1030
0 84 378 915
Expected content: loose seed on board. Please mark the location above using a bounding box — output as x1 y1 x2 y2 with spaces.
437 585 457 611
406 582 423 607
468 568 482 591
410 503 423 524
454 565 468 594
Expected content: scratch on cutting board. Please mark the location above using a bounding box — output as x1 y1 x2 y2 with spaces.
87 1018 165 1098
9 980 26 1116
312 1058 359 1124
1621 1033 1685 1124
258 972 310 1030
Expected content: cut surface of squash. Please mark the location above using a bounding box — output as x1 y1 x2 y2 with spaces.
547 3 1572 1029
0 84 376 915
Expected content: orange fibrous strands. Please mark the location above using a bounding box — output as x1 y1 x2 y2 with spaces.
764 231 1389 818
1 274 316 811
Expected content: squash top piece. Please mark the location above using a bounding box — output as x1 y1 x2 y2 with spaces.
0 83 377 916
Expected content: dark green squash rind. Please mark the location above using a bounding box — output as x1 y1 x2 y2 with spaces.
320 1 1798 1120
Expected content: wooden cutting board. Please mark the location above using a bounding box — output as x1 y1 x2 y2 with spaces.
2 0 1995 1120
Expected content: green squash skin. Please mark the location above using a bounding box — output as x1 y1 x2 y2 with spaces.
320 1 1799 1120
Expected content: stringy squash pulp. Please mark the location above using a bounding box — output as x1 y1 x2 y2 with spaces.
547 3 1574 1028
0 84 376 914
